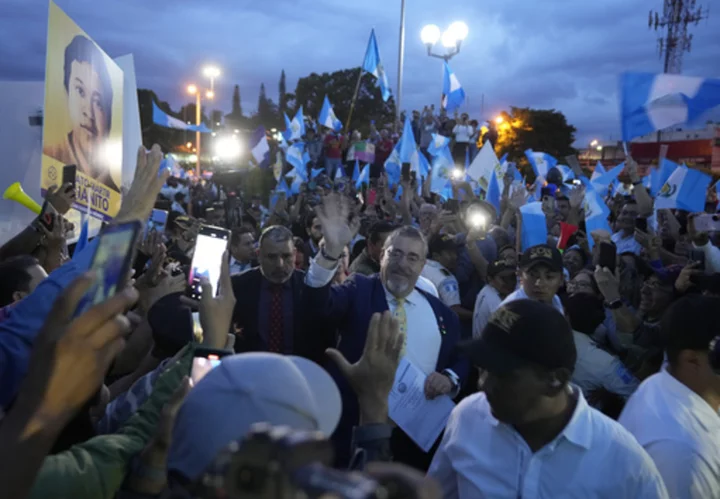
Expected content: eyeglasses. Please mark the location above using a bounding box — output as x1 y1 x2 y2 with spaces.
387 248 422 265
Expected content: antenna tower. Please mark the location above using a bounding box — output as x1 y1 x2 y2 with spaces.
649 0 709 74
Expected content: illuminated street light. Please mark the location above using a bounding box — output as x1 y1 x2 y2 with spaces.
214 136 242 160
187 84 198 95
421 21 468 61
596 145 603 151
186 141 192 148
452 168 463 180
494 116 504 125
420 24 441 45
206 90 215 99
203 65 221 79
590 139 598 147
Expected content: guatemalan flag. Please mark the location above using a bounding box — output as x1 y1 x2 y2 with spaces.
318 96 342 132
442 62 465 113
583 188 612 250
621 72 720 142
250 126 270 167
363 29 392 101
428 134 450 157
524 149 558 179
654 165 711 213
286 142 309 171
284 107 305 141
518 202 548 251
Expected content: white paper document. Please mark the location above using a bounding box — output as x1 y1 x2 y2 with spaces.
388 358 456 452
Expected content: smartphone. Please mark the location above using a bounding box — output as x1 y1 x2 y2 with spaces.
77 221 142 313
187 225 230 300
598 241 617 273
191 346 232 385
62 164 77 190
690 249 706 271
635 217 648 232
146 209 168 235
692 214 720 233
446 199 460 214
401 162 411 183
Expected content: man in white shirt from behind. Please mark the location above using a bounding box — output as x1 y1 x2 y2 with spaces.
499 244 565 314
619 296 720 499
472 259 517 339
428 299 669 499
422 234 473 323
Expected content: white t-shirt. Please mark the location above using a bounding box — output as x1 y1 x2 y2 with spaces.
452 124 474 144
421 260 460 308
472 285 503 339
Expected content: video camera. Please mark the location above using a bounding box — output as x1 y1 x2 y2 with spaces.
188 423 427 499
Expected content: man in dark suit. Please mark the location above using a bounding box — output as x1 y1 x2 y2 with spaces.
304 194 469 470
230 225 333 364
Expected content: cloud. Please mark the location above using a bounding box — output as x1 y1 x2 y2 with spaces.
1 0 718 146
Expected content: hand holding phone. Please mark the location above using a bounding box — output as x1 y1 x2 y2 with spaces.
598 241 617 273
191 346 232 385
187 225 230 300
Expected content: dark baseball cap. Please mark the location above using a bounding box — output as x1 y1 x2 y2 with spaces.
487 259 516 277
519 244 563 273
462 299 576 374
662 295 720 357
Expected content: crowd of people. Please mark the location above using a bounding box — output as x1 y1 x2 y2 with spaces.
1 106 719 498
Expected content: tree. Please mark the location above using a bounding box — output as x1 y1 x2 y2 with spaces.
279 69 287 117
494 107 577 178
231 84 243 117
292 67 395 134
254 83 281 128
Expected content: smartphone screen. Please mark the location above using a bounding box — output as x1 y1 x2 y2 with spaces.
693 214 720 233
635 218 648 232
190 347 231 384
187 225 230 300
62 164 77 190
598 242 616 273
146 209 168 235
78 221 142 313
690 249 706 271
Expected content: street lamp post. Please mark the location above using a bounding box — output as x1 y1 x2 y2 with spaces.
187 84 214 177
186 66 221 177
421 22 468 108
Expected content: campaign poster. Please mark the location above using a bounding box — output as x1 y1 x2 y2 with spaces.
41 1 124 221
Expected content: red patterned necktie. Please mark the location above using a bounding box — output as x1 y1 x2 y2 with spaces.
268 285 284 353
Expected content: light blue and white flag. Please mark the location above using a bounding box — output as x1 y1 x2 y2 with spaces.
283 107 306 142
642 174 652 191
428 134 450 157
655 165 711 213
556 164 574 183
276 177 291 197
591 162 625 195
487 170 501 215
286 142 309 171
430 153 453 200
311 167 324 179
524 149 558 178
250 126 270 167
334 166 345 181
583 188 612 249
442 62 465 113
74 200 92 256
352 160 361 182
152 101 211 133
285 166 307 182
416 149 430 179
518 202 548 251
398 116 417 164
651 158 680 196
620 72 720 142
355 164 370 189
318 96 342 132
363 29 392 101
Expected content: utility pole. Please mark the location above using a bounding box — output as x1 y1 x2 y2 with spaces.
649 0 709 74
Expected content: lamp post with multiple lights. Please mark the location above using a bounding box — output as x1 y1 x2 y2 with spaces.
420 22 469 62
186 65 220 176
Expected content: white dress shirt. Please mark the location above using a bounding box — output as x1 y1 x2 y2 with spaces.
611 231 642 255
306 258 442 375
619 368 720 499
472 285 503 339
428 388 669 499
416 275 439 298
572 331 639 400
229 257 252 276
499 286 564 315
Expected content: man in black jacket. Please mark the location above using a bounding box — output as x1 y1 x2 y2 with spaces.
231 225 333 364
